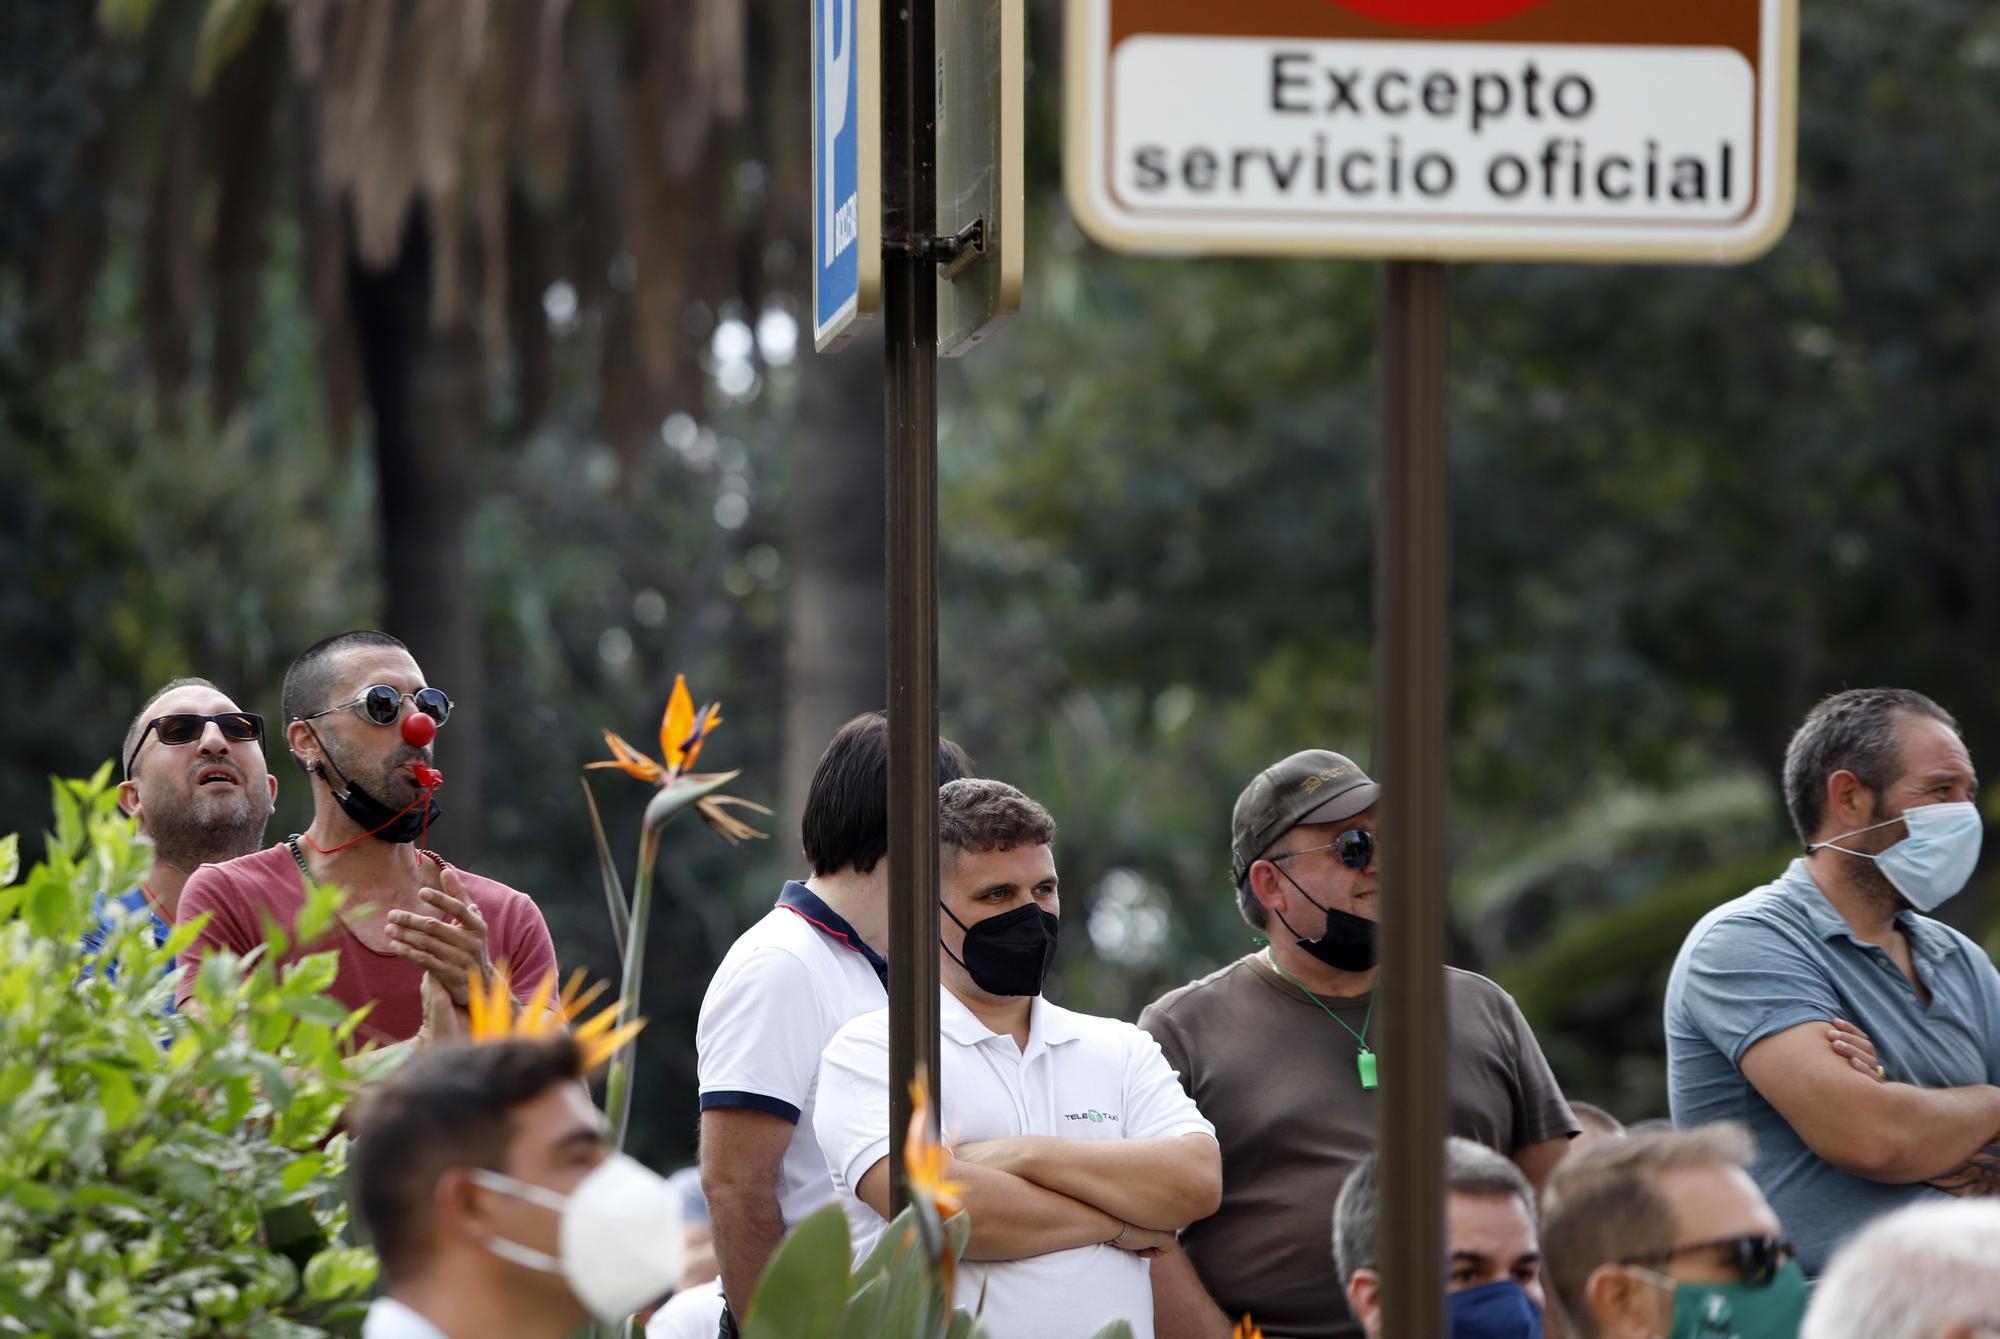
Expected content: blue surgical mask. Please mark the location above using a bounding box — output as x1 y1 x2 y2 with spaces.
1810 801 1983 912
1449 1280 1542 1338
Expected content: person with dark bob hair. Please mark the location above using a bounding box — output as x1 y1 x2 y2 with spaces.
694 712 971 1335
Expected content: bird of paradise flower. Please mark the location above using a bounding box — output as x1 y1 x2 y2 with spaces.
581 674 769 1149
586 673 770 842
467 965 648 1072
901 1069 967 1301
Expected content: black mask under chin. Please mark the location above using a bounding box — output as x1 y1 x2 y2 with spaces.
310 730 440 844
1271 867 1376 972
941 900 1060 997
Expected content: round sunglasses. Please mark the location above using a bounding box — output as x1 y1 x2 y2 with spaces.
303 684 453 729
1271 828 1376 870
126 711 266 778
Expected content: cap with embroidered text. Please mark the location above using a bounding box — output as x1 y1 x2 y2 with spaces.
1230 749 1380 887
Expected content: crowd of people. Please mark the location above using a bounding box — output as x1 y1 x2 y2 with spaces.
101 627 2000 1338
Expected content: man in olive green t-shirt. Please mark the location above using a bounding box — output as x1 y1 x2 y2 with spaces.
1138 749 1578 1339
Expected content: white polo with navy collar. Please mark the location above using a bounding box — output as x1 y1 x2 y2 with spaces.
696 880 889 1228
814 988 1216 1339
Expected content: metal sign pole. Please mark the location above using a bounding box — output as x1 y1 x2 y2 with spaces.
1375 258 1451 1339
883 0 941 1215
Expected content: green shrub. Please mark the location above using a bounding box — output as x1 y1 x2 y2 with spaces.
0 768 379 1337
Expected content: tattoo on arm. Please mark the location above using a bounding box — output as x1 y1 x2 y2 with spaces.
1927 1142 2000 1197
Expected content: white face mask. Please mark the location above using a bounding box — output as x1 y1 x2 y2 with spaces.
1808 800 1984 912
469 1153 684 1323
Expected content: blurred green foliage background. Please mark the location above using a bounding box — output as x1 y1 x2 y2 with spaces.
4 0 2000 1169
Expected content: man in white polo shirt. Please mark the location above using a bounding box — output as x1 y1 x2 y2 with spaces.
696 713 971 1335
814 779 1222 1339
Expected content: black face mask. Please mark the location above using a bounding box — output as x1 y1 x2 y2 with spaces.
941 901 1059 997
1270 867 1376 972
309 729 440 844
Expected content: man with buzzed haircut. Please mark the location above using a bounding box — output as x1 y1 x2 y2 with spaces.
91 677 279 959
176 631 556 1049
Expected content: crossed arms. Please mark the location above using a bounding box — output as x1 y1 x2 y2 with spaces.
851 1133 1222 1262
1741 1020 2000 1194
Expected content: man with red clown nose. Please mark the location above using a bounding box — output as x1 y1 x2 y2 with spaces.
177 630 557 1051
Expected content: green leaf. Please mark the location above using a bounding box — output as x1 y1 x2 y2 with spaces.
51 780 84 857
842 1275 890 1339
742 1204 853 1339
248 1052 296 1112
1084 1323 1136 1339
292 880 342 949
642 769 741 833
579 777 630 958
25 869 72 940
301 1246 378 1302
0 833 18 886
856 1208 922 1284
282 995 353 1027
87 1064 142 1132
278 1153 328 1197
280 950 340 999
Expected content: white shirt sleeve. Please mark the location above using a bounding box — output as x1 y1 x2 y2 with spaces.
696 944 824 1122
811 1009 894 1203
644 1282 725 1339
1119 1023 1218 1142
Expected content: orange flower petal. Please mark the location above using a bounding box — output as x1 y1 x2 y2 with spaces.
556 972 610 1026
517 969 560 1036
570 1005 627 1045
581 1017 648 1071
659 676 695 772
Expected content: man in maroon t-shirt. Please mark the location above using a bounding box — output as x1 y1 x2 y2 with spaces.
177 630 555 1049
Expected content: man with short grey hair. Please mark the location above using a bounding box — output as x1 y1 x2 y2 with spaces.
1139 748 1577 1339
1666 688 2000 1276
1334 1137 1544 1339
1801 1200 2000 1339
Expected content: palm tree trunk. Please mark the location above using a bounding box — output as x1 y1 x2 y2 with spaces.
348 209 488 860
781 337 887 830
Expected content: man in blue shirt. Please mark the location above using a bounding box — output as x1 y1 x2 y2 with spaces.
87 676 279 957
1666 687 2000 1276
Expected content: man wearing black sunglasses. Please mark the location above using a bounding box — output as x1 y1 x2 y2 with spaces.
98 676 278 951
175 631 556 1049
1137 749 1579 1339
1541 1123 1807 1339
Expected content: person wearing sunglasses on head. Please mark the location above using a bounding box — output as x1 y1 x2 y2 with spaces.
1136 749 1581 1339
85 677 280 978
175 630 556 1052
1540 1123 1807 1339
1802 1199 2000 1339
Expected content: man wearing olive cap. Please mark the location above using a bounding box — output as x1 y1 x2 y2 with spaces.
1137 749 1579 1339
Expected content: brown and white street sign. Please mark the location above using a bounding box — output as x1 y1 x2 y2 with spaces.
1064 0 1799 263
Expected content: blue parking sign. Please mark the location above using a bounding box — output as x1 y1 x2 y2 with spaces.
814 0 863 347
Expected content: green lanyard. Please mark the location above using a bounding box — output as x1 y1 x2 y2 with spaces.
1259 941 1377 1091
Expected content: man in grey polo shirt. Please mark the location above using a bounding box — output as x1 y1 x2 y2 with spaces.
1666 687 2000 1276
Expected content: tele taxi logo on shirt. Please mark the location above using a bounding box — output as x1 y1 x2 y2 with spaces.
1064 1108 1121 1124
